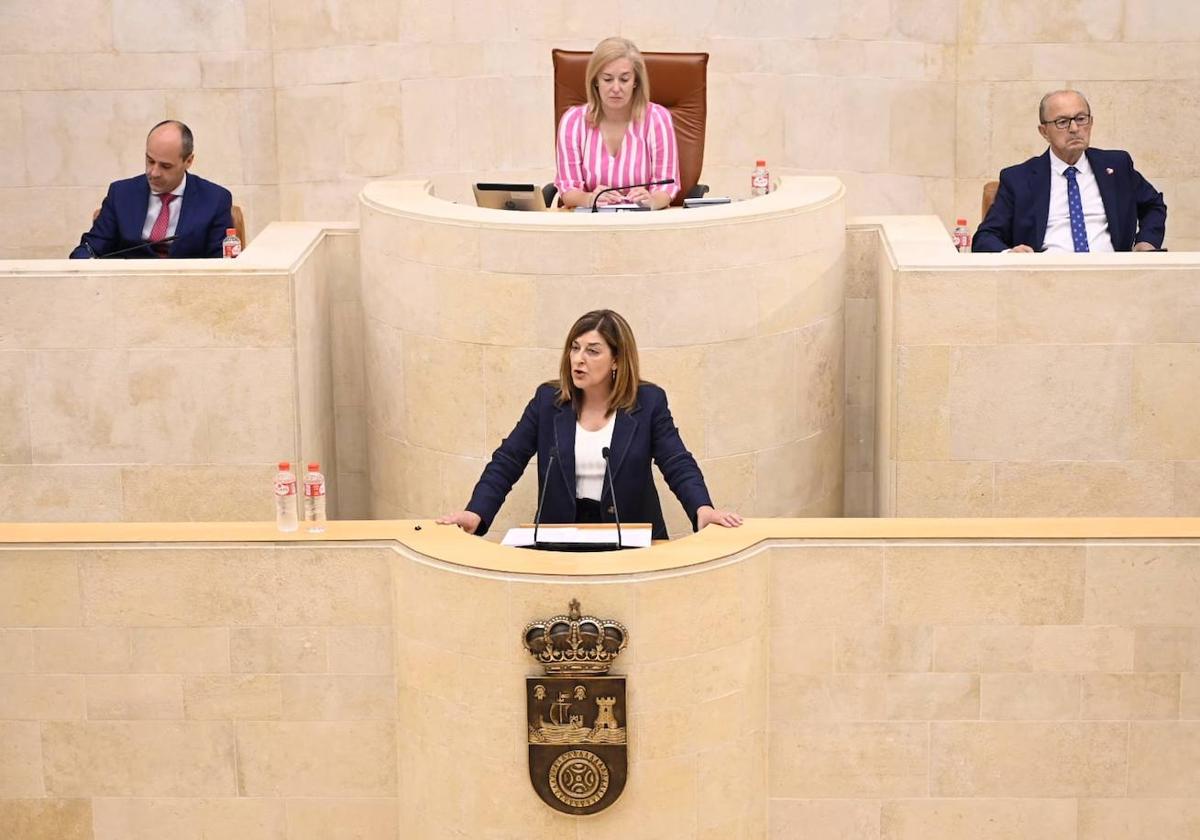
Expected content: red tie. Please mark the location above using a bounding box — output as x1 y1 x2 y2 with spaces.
149 193 175 257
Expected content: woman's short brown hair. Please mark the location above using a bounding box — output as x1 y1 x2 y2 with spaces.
555 309 641 415
584 37 651 126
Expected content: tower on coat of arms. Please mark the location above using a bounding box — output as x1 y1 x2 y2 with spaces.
523 599 628 815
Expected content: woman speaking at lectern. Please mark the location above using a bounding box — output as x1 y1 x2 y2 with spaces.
436 310 741 540
554 37 680 210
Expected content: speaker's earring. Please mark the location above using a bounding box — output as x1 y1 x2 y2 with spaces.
611 368 617 381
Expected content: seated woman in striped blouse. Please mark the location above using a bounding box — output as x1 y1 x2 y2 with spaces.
555 37 680 210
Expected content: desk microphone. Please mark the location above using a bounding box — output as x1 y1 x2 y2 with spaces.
532 452 556 548
601 446 622 549
97 235 180 259
591 179 675 213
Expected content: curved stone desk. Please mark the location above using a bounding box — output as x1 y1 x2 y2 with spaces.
359 177 846 535
3 517 1200 839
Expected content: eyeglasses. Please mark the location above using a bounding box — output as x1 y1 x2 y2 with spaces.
1042 114 1092 130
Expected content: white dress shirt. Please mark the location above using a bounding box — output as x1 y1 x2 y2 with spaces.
574 414 616 501
140 172 187 240
1043 149 1113 253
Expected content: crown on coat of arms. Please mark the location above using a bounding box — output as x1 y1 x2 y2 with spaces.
522 599 628 675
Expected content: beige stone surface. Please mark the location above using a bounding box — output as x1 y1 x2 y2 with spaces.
129 627 229 674
1135 626 1200 671
81 549 278 627
0 629 34 673
882 798 1077 840
285 799 397 840
894 460 995 516
0 553 80 626
885 544 1085 625
1184 673 1200 720
1128 722 1200 795
235 721 396 796
1085 544 1200 625
85 674 183 720
11 535 1200 836
90 797 286 840
0 722 44 796
42 721 236 796
0 675 84 720
885 673 979 720
981 673 1080 720
995 461 1175 517
770 799 879 840
0 799 93 840
1082 673 1180 720
183 674 282 721
770 722 928 797
230 627 327 674
933 625 1036 672
769 546 883 626
1032 626 1135 672
930 721 1128 796
1078 798 1200 840
327 626 393 675
34 628 131 674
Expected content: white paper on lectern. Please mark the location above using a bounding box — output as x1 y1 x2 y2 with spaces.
501 526 651 548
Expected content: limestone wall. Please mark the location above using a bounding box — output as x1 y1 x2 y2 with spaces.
5 1 1200 256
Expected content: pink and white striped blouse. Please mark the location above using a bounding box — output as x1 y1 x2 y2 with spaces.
555 102 680 201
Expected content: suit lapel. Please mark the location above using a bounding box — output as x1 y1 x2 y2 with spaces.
552 403 576 499
1031 151 1050 250
171 176 195 257
124 179 152 245
1087 149 1120 245
608 406 639 481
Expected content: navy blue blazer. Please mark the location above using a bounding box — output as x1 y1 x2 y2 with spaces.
69 173 234 259
972 148 1166 252
465 382 714 540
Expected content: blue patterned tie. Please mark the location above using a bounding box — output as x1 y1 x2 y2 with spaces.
1065 166 1089 252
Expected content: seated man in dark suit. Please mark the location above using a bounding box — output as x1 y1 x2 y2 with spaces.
973 90 1166 253
70 120 233 259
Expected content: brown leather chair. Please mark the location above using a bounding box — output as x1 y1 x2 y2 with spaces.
980 180 999 223
550 49 709 207
91 203 246 252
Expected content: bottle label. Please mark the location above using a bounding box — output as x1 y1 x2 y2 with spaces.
751 171 770 195
305 481 326 498
223 240 241 258
274 479 296 497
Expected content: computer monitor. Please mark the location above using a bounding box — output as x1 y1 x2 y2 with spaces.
472 182 548 211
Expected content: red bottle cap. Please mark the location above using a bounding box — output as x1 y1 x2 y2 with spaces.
307 462 319 471
278 461 290 470
956 218 967 226
756 159 766 167
226 228 238 236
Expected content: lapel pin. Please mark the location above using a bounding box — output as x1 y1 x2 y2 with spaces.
1105 167 1114 175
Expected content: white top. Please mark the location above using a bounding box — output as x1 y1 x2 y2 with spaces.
574 414 616 501
141 172 188 240
1043 149 1113 253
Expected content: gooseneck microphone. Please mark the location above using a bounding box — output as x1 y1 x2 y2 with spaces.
590 179 675 213
601 446 622 549
532 452 556 548
97 235 181 259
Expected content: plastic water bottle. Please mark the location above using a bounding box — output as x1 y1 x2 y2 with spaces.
222 227 241 258
303 462 326 533
751 160 770 197
274 461 298 532
953 218 971 253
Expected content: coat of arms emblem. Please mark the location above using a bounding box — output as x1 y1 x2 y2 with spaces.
523 599 628 815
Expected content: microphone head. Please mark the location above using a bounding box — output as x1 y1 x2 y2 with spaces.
656 178 675 185
601 446 611 459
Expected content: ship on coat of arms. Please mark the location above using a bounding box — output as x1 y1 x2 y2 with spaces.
523 599 628 815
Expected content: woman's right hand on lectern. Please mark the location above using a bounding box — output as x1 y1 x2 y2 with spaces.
435 510 482 534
